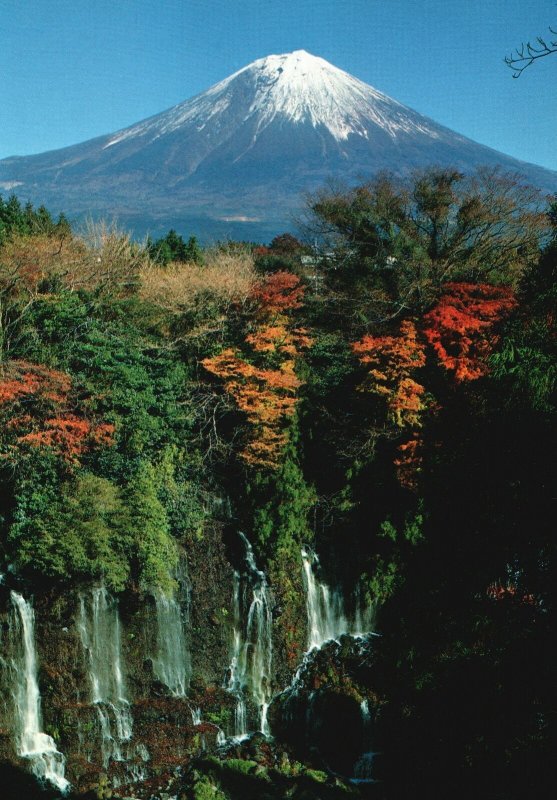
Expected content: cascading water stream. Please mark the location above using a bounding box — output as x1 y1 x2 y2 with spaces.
227 572 247 737
9 591 69 794
225 533 273 738
352 698 376 783
301 548 374 649
301 548 346 649
77 588 133 768
298 549 377 782
153 591 190 696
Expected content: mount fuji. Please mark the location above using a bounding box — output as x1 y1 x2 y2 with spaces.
1 50 556 241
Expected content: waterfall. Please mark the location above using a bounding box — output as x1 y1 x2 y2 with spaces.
77 588 133 768
153 591 190 696
301 548 346 649
352 698 376 783
9 592 69 794
301 548 374 650
225 533 273 738
191 706 226 748
226 571 248 738
360 698 370 722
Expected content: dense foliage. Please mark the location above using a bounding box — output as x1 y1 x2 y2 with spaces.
0 169 554 797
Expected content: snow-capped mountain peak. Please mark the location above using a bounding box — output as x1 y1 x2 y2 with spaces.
2 50 555 242
103 50 441 150
236 50 439 141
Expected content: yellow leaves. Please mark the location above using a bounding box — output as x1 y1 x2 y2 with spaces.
246 324 313 356
202 349 255 381
246 324 291 353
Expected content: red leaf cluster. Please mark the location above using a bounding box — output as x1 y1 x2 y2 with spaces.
0 360 115 462
0 361 71 406
486 580 537 607
393 434 423 491
251 271 305 314
423 282 516 381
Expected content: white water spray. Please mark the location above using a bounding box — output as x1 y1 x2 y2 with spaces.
352 698 376 783
10 592 69 793
301 548 374 649
77 588 133 768
225 533 273 737
153 591 190 696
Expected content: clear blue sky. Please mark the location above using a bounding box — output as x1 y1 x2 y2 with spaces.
1 0 556 170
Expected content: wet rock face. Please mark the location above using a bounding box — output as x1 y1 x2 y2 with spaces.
0 529 380 798
0 523 306 797
0 523 241 796
270 636 385 779
187 524 235 687
305 690 366 775
0 763 63 800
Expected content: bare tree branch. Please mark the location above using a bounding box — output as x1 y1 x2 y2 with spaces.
505 26 557 77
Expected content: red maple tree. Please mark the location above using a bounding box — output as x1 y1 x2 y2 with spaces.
423 282 516 381
0 360 115 462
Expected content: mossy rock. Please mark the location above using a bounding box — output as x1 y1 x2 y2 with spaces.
304 768 328 783
193 775 227 800
222 758 259 776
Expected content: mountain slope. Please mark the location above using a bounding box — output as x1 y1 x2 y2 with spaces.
1 50 555 240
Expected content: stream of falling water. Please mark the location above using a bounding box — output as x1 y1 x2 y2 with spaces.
300 549 377 782
9 591 69 794
77 588 133 769
301 547 374 649
225 533 273 738
352 698 376 783
153 591 190 696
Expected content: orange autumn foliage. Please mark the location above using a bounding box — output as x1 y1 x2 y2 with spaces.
17 417 115 459
251 271 305 314
0 361 71 405
203 349 301 468
0 360 115 462
246 324 312 355
423 282 516 381
353 320 427 490
393 435 423 492
202 272 310 468
486 580 537 607
352 320 426 428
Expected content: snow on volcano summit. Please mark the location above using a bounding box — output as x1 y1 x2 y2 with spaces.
2 49 555 240
228 50 441 141
104 50 442 150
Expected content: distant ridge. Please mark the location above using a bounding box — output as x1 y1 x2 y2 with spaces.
1 50 555 240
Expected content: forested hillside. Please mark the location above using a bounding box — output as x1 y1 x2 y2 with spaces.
0 168 554 800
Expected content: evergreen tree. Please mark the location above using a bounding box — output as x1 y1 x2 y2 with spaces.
124 461 178 594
